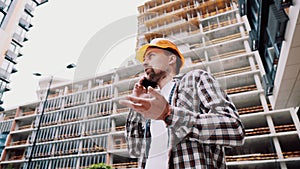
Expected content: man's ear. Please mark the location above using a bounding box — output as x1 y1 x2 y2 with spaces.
169 54 177 65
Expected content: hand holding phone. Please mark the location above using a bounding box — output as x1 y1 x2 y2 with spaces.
141 77 158 89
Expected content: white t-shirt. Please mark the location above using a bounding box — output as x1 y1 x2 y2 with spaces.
145 81 175 169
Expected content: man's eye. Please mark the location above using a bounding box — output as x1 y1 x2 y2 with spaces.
144 54 153 61
148 54 154 58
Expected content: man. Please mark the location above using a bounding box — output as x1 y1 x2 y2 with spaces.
119 38 244 169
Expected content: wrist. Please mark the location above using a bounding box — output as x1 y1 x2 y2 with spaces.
163 105 172 125
157 102 171 120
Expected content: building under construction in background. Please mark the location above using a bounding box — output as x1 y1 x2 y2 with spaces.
0 0 299 168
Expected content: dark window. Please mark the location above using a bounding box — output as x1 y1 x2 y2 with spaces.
1 59 14 73
9 41 21 55
2 0 13 13
0 0 13 27
248 0 260 31
0 11 4 26
297 108 300 121
0 80 7 92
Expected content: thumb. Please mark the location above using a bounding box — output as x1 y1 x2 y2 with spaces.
148 86 161 97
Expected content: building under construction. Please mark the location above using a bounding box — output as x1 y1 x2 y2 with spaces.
0 0 299 168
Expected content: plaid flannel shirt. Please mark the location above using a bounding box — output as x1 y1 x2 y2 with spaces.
125 69 245 169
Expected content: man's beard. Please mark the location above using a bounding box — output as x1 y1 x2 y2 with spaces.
146 68 166 83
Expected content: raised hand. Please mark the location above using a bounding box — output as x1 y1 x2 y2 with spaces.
132 77 148 97
119 87 169 120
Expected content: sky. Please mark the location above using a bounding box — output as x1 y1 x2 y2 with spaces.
3 0 147 109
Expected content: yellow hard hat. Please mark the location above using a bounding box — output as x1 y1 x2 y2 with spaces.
136 38 185 68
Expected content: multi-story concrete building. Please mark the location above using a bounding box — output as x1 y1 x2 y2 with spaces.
0 0 299 168
0 0 48 111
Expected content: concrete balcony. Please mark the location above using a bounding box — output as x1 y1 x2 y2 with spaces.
5 49 18 63
25 3 35 14
0 1 7 10
19 17 31 30
0 67 10 83
12 33 24 44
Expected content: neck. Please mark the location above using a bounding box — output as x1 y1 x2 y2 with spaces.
158 73 175 89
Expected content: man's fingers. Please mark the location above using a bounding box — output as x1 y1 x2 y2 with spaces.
119 100 134 108
138 76 146 84
119 99 150 114
134 83 139 89
133 81 147 97
127 95 142 103
127 95 153 102
119 99 143 109
148 86 161 98
134 83 143 89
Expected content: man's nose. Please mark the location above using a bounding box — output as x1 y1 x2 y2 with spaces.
143 60 148 67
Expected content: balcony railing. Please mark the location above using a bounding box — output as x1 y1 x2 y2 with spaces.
205 32 245 46
81 146 106 154
83 128 110 137
4 115 14 120
225 84 257 95
245 124 296 136
8 155 24 161
115 108 130 114
87 110 111 119
0 67 10 81
210 49 246 61
212 65 258 78
114 126 125 132
12 140 27 146
226 151 300 162
22 110 35 116
202 18 238 32
238 104 272 115
54 149 79 156
112 162 138 169
113 143 127 150
33 151 51 158
18 124 33 130
226 153 277 162
57 133 81 140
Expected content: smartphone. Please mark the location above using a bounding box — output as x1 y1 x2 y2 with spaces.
141 78 157 88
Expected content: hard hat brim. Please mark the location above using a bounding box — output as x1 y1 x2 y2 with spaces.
136 43 185 67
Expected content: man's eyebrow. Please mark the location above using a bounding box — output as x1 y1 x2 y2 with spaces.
147 51 154 54
145 51 154 57
143 51 153 61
